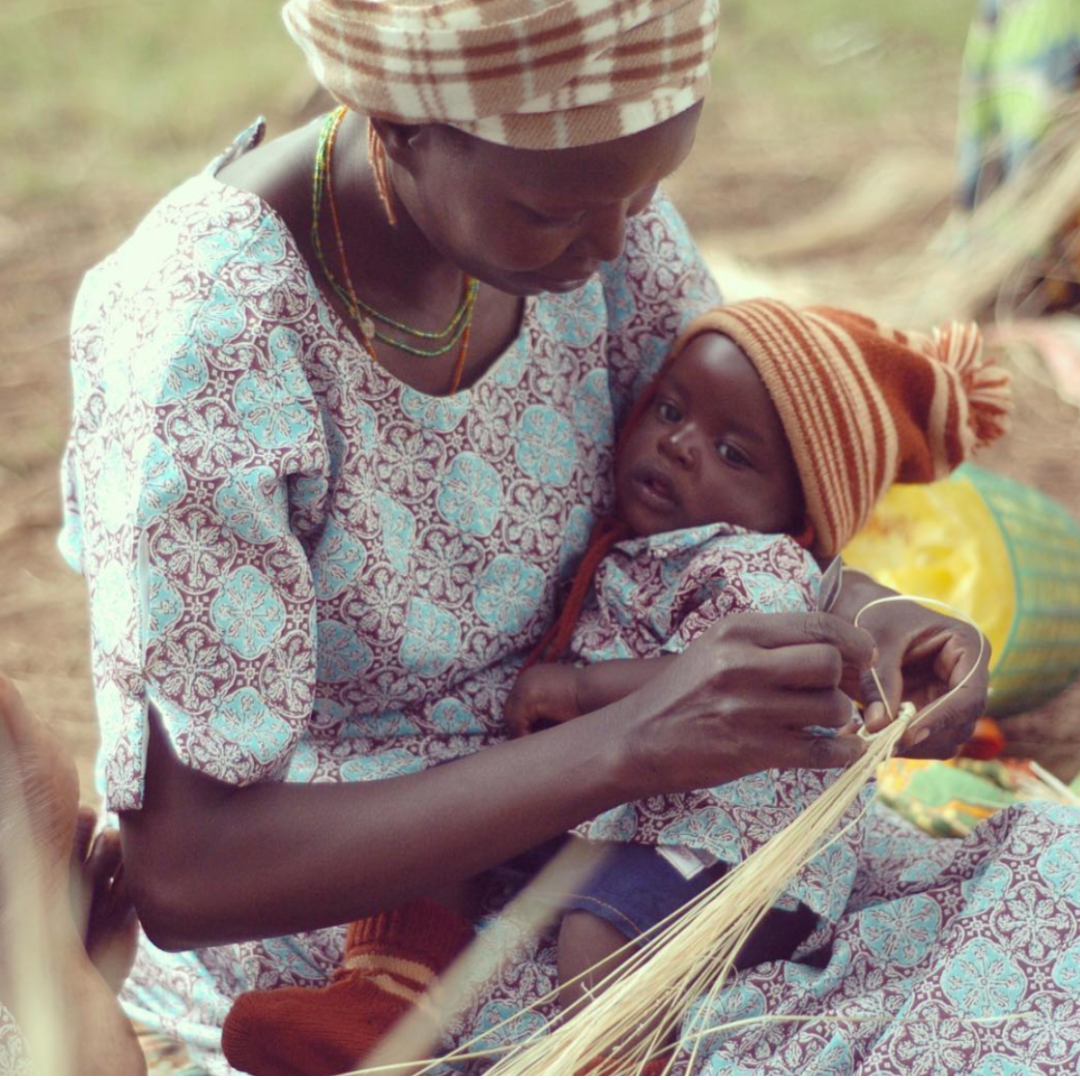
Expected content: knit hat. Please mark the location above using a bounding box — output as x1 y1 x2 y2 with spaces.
670 299 1012 557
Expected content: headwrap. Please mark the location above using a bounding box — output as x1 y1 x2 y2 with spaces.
671 300 1012 557
282 0 720 150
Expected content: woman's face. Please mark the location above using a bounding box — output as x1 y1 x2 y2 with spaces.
615 332 805 538
385 104 702 296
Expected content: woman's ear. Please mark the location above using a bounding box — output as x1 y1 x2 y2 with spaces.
369 118 423 167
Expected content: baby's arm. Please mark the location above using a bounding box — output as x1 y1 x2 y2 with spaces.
505 657 677 737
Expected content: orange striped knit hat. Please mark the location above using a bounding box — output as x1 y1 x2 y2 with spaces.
670 299 1012 557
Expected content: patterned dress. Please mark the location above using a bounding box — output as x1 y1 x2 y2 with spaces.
61 124 1080 1074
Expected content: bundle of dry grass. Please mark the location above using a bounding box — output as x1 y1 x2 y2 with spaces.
477 715 911 1076
349 711 913 1077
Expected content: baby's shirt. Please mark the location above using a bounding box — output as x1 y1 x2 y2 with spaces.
570 522 867 926
569 521 820 661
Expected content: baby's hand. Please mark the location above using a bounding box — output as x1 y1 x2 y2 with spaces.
504 663 582 737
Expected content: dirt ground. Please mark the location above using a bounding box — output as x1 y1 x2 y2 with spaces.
3 44 1080 805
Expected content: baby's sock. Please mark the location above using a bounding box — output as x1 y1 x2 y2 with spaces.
221 897 473 1075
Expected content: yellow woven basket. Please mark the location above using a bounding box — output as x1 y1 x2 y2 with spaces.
842 463 1080 716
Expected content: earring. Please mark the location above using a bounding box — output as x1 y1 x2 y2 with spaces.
367 120 399 228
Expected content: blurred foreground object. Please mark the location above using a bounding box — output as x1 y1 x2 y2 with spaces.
843 463 1080 716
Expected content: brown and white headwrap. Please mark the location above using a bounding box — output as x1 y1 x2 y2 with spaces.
671 300 1012 557
282 0 720 150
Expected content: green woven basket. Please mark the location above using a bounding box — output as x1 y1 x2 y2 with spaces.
959 463 1080 716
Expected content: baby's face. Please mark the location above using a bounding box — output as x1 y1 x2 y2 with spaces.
615 333 804 538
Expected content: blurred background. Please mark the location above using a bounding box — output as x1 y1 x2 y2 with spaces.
3 0 1079 801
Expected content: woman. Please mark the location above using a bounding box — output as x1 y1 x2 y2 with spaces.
60 0 1077 1073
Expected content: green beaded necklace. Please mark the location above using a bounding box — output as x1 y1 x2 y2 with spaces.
311 107 480 361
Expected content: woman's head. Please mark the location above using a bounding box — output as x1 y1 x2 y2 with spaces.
371 108 700 295
283 0 719 293
615 332 805 538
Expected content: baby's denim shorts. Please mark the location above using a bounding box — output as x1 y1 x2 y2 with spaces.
562 842 818 965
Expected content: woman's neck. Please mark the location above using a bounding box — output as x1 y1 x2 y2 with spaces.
313 110 465 307
216 112 523 395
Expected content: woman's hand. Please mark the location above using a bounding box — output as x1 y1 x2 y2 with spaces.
855 596 987 758
0 676 80 901
612 611 876 796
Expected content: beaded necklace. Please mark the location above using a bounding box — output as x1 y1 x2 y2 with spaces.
311 107 478 393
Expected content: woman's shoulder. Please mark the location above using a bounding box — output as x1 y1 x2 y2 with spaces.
72 161 319 364
78 121 313 314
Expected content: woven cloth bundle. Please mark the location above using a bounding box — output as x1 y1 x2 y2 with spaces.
672 299 1013 557
282 0 720 150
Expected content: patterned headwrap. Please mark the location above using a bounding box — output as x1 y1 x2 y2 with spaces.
671 300 1012 557
282 0 720 150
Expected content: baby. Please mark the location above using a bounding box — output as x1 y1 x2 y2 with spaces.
504 299 1010 1019
223 299 1010 1074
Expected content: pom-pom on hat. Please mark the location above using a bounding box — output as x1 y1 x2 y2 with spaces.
670 299 1012 557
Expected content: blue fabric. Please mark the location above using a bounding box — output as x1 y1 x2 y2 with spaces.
564 842 726 939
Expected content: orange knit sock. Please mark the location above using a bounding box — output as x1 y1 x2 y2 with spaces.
221 898 473 1075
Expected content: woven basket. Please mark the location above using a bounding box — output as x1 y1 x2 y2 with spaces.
960 463 1080 715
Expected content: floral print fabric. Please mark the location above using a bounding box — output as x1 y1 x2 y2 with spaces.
60 122 718 1070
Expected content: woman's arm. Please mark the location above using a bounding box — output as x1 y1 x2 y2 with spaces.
121 610 875 952
122 701 634 951
830 569 988 756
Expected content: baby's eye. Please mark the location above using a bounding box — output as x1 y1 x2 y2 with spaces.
655 399 681 423
716 441 751 468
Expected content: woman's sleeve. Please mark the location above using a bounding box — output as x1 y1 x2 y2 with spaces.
62 218 330 812
600 191 722 425
664 534 821 652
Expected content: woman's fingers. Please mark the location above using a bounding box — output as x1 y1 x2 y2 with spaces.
897 631 985 756
768 643 846 690
738 611 876 667
84 830 139 994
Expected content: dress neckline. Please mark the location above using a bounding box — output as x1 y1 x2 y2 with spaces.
200 119 537 402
